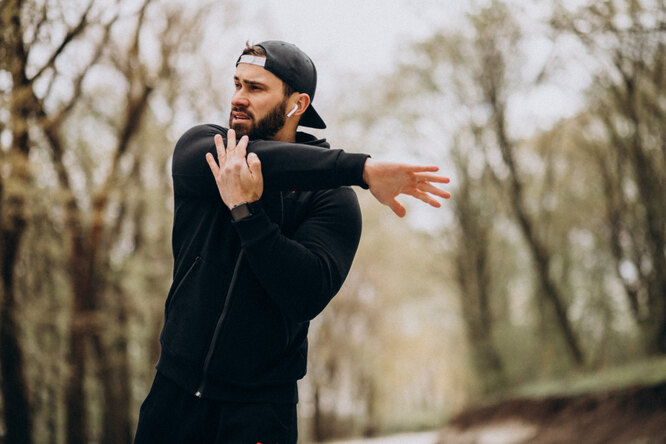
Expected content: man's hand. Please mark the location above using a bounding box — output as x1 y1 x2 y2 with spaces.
205 129 263 208
362 158 451 217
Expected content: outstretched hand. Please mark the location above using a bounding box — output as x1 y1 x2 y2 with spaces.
362 158 451 217
205 130 263 209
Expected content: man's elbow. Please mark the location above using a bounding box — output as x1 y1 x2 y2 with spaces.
283 280 341 323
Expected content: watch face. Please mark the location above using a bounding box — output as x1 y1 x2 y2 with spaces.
231 203 250 221
231 202 258 221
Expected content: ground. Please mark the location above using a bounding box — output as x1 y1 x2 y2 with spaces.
438 381 666 443
324 364 666 444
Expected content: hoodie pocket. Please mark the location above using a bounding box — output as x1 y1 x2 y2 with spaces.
165 256 203 319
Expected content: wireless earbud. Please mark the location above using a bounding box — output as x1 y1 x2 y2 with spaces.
286 104 298 117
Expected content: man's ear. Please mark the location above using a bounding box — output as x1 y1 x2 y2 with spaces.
292 93 311 117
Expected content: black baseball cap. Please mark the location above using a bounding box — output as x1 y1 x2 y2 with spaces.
236 40 326 129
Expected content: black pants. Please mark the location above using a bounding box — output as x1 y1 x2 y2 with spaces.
134 372 298 444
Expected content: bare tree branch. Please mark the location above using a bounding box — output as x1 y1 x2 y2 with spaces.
27 0 96 85
44 10 119 129
24 0 49 54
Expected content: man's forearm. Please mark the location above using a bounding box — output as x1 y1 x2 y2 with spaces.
248 139 368 191
172 124 369 197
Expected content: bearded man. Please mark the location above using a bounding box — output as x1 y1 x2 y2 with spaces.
134 40 450 443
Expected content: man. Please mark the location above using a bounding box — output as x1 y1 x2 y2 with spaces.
134 40 450 443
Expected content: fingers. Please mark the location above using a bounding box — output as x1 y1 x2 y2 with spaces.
225 129 236 151
205 152 219 175
398 173 451 213
402 164 440 173
410 190 442 208
418 181 452 199
247 152 262 179
222 131 248 160
413 172 450 184
212 131 251 167
214 134 226 164
389 199 407 218
236 135 248 158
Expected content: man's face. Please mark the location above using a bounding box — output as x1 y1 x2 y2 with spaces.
229 63 289 140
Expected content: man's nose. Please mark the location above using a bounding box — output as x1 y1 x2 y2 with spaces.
231 89 249 107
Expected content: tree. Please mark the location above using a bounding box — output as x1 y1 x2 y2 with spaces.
1 1 113 441
44 3 210 441
400 1 586 366
554 0 666 354
1 1 216 441
450 134 507 395
351 0 589 384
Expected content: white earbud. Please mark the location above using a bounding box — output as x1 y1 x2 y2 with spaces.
286 104 298 117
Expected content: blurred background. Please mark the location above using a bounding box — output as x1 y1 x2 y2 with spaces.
1 0 665 443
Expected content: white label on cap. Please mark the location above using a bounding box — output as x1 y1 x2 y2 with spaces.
238 55 266 67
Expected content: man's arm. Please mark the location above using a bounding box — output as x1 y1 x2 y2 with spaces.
205 131 452 321
181 124 451 215
172 124 369 197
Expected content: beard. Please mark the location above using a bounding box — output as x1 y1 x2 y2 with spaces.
229 99 288 140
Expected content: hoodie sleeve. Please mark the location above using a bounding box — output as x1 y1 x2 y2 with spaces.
171 124 369 197
233 187 362 323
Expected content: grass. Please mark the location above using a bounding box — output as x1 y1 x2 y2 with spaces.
511 356 666 399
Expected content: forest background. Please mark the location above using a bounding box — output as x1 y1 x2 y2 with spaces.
1 0 665 443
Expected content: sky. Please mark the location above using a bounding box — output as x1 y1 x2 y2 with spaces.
195 0 473 120
196 0 589 139
223 0 466 76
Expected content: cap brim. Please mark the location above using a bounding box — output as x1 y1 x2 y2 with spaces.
300 105 326 129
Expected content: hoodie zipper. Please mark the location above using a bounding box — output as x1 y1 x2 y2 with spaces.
195 250 244 398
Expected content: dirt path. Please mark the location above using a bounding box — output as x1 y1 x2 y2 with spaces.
320 382 666 444
439 421 538 444
439 381 666 443
323 430 440 444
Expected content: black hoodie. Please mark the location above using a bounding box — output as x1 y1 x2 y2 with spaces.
156 124 370 403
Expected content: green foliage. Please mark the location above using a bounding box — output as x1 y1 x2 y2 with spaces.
513 356 666 399
342 0 666 428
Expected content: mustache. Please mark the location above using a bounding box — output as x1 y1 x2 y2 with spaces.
231 106 254 119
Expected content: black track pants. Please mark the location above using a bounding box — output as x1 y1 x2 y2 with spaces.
134 372 298 444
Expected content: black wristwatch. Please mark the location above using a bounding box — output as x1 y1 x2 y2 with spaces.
230 201 261 221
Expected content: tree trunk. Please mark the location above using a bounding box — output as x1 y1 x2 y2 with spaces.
621 66 666 356
361 374 378 437
1 1 36 441
457 249 506 395
453 154 506 394
92 290 133 444
65 324 88 444
312 384 325 442
64 228 93 444
491 103 585 366
1 223 33 444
